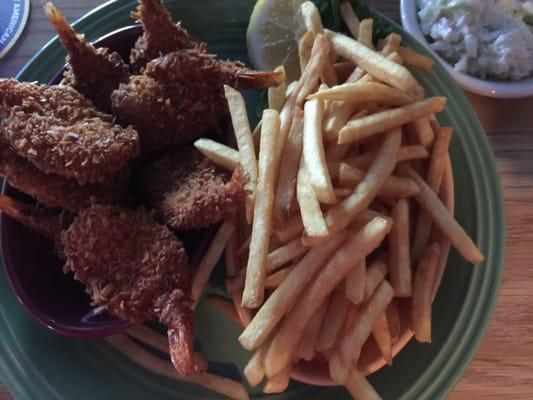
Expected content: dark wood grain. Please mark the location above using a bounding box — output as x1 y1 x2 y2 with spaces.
1 0 532 399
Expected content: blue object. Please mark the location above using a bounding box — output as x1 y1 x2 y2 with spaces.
0 0 30 60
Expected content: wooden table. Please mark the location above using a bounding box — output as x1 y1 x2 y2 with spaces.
1 1 532 399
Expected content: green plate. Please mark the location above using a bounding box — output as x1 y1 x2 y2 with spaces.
0 0 505 399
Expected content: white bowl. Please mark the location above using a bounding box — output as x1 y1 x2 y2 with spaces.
400 0 533 98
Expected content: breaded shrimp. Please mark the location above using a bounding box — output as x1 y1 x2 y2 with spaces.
61 205 195 374
0 79 140 185
0 137 129 212
129 0 204 72
44 2 130 113
137 147 245 231
112 51 282 152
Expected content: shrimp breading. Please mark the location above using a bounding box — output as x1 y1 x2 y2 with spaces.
61 205 195 375
129 0 204 73
112 51 282 152
44 2 130 113
138 147 245 231
0 79 140 185
0 137 129 212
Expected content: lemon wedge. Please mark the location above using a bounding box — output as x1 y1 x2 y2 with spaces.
247 0 308 83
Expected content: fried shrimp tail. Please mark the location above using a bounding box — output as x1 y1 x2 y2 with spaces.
61 205 196 374
157 290 196 374
129 0 204 72
112 51 282 152
44 2 129 112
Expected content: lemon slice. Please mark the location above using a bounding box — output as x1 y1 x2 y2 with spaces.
247 0 307 83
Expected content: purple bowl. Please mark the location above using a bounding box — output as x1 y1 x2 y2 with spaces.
0 25 142 338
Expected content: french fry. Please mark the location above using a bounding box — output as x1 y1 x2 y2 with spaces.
326 141 352 161
372 312 393 365
386 298 401 344
242 109 281 308
397 46 434 70
399 165 485 264
296 299 329 361
126 325 208 372
411 127 453 261
363 257 388 301
408 116 435 148
106 334 249 400
345 259 366 304
244 340 270 387
307 82 413 106
325 29 417 93
273 215 304 243
206 293 242 326
345 144 429 169
300 1 324 34
412 243 441 342
286 81 298 97
226 271 245 293
316 288 351 351
330 280 394 383
339 1 360 38
265 217 391 377
236 234 251 258
229 289 252 327
389 198 412 297
225 216 239 278
357 19 374 49
303 97 336 204
323 102 360 141
265 265 294 289
239 231 348 351
298 31 315 73
224 85 258 222
193 138 239 171
297 166 329 238
338 97 447 144
320 128 401 237
296 35 331 106
191 220 235 308
268 65 286 112
263 366 291 394
252 120 261 154
267 236 308 273
338 163 420 198
277 34 329 159
321 56 339 87
381 32 402 55
334 188 353 197
274 107 304 224
345 368 382 400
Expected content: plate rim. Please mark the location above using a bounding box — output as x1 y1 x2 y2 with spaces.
0 1 506 399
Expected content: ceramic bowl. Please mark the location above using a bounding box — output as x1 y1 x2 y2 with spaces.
400 0 533 98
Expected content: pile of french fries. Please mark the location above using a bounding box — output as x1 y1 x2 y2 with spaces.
109 2 485 399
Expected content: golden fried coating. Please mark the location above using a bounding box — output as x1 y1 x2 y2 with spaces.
61 205 195 374
44 2 130 113
129 0 204 72
0 137 129 212
138 147 245 231
0 79 140 185
112 51 282 152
